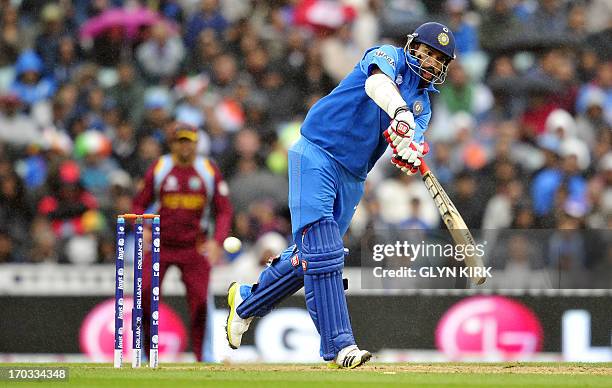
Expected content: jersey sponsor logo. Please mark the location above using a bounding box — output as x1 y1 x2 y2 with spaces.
161 193 205 210
374 50 395 68
188 176 202 191
164 175 179 191
413 100 424 116
301 260 308 272
438 32 450 46
291 255 299 267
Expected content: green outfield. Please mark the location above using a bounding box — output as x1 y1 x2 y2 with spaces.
1 363 611 387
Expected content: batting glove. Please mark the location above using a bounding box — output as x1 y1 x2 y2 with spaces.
383 106 416 154
391 141 429 175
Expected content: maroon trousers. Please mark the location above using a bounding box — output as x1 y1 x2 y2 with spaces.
141 245 211 361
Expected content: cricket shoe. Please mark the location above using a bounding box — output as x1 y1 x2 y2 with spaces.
225 282 253 349
331 345 372 369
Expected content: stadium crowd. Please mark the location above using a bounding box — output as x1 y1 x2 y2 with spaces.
0 0 609 273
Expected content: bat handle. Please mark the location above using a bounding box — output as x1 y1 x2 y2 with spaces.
418 158 430 175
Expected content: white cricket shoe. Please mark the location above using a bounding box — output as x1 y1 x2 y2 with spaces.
332 345 372 369
225 282 254 349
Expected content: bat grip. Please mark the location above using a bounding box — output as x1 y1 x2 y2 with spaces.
418 158 430 175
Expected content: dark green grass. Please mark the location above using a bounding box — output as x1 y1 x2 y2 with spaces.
1 362 611 388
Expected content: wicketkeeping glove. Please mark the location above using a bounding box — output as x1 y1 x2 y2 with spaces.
383 106 416 154
391 141 429 175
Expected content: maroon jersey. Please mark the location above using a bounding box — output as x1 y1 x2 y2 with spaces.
133 154 232 247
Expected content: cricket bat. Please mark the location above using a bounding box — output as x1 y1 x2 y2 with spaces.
418 160 486 285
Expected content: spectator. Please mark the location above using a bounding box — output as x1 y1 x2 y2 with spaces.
299 43 335 99
34 3 69 75
111 119 139 175
74 131 120 206
398 197 431 229
482 179 524 229
0 228 21 263
132 135 163 179
479 0 523 52
0 168 32 255
437 61 493 119
445 0 479 55
585 0 612 33
28 216 59 262
321 24 363 83
140 88 173 141
548 214 586 271
375 171 439 227
37 160 100 239
54 36 81 86
106 61 146 127
567 2 588 38
0 93 40 147
184 0 229 50
187 28 222 74
174 75 209 129
91 26 127 67
576 62 612 126
528 0 568 35
0 5 21 68
10 50 56 107
136 22 185 84
209 53 239 97
575 88 606 148
227 129 289 210
451 171 484 229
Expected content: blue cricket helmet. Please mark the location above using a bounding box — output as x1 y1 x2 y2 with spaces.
404 22 456 85
411 22 456 60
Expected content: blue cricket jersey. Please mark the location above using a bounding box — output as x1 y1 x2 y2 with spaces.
300 45 438 180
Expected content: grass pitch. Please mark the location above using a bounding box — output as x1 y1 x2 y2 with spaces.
1 362 611 387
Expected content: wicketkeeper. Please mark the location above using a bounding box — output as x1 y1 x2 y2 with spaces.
226 22 456 368
134 122 233 361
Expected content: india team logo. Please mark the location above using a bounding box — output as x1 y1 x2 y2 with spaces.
413 101 424 116
438 32 450 46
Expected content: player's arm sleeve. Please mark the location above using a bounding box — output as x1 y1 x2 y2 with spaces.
362 46 408 117
413 109 432 143
210 162 233 245
359 45 400 80
132 163 156 215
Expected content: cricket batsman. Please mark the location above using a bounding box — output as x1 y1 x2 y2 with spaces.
133 122 233 361
226 22 456 368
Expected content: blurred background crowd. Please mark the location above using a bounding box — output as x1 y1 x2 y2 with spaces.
0 0 609 271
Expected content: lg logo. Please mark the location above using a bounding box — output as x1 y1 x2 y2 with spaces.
563 310 611 362
435 296 542 360
213 308 319 362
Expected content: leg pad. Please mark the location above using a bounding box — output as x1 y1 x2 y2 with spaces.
302 218 355 361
